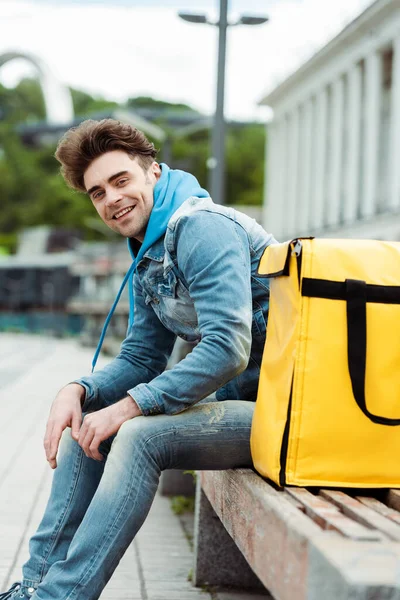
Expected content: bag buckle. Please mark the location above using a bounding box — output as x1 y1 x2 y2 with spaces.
291 240 302 257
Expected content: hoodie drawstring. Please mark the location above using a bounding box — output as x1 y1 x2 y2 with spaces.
91 261 136 372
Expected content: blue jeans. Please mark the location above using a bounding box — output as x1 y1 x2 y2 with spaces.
22 400 255 600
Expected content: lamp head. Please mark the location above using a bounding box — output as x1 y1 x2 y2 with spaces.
178 12 208 24
238 15 269 26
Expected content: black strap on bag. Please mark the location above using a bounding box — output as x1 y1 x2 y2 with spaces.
302 277 400 426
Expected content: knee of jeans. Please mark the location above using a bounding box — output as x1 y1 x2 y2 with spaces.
111 415 165 456
57 428 80 460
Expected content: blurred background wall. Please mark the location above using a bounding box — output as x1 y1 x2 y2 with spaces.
262 0 400 242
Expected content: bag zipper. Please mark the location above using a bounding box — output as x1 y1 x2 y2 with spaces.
291 239 303 287
279 378 293 486
279 240 303 486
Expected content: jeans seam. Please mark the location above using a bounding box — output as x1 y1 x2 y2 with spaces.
65 436 153 599
38 442 85 582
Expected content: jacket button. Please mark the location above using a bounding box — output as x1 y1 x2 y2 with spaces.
153 297 159 304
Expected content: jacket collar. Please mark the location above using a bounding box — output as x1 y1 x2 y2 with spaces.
129 235 165 263
143 235 165 262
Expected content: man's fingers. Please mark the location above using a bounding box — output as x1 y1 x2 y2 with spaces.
79 422 103 461
43 424 53 458
44 423 59 469
89 437 104 462
48 457 57 469
43 423 54 462
71 410 82 441
78 418 88 448
79 425 95 459
47 426 63 468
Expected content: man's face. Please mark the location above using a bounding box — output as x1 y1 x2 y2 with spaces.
84 150 161 241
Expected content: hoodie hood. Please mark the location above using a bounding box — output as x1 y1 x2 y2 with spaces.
91 163 209 371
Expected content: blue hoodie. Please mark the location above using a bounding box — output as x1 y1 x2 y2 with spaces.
91 163 209 371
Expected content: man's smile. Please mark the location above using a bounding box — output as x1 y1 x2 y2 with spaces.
113 206 135 220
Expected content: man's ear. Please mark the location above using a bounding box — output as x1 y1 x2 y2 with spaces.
152 162 162 181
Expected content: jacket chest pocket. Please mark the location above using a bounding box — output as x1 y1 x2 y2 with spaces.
142 265 176 305
158 270 198 326
157 269 177 297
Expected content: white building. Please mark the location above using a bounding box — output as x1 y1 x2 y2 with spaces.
261 0 400 241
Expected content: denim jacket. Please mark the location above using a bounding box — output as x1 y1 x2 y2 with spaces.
77 197 277 415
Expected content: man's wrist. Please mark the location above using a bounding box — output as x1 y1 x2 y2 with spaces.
64 383 86 407
119 395 142 420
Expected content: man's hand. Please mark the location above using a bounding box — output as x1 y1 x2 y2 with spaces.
44 383 85 469
78 396 141 461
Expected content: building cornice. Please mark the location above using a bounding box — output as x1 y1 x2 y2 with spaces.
260 0 400 107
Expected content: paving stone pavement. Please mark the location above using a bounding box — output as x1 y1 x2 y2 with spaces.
0 334 269 600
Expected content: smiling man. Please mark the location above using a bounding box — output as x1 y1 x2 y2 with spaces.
0 119 275 600
85 150 160 240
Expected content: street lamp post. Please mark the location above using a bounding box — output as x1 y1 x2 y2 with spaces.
179 1 268 205
212 0 228 207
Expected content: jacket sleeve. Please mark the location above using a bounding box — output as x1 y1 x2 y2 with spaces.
75 273 176 412
128 210 253 415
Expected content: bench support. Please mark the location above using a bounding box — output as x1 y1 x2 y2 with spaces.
193 477 265 590
159 469 196 496
195 469 400 600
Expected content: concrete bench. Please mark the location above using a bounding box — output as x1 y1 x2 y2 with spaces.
193 469 400 599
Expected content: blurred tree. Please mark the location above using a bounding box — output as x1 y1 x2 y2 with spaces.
0 78 266 253
226 124 265 206
171 124 266 205
0 125 93 235
70 88 119 116
0 78 46 124
126 96 197 113
171 129 209 185
0 79 119 252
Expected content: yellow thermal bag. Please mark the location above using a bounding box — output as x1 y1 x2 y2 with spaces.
250 237 400 488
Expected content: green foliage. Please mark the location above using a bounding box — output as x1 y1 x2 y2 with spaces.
226 124 266 205
0 124 97 251
126 95 197 114
171 130 209 186
0 78 45 124
70 88 119 116
0 79 118 252
170 495 195 515
171 124 266 205
0 223 18 253
0 77 266 253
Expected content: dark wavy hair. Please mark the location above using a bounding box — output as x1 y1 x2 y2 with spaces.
55 118 158 192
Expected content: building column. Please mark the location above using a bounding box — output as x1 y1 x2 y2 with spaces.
264 119 286 239
344 63 362 224
326 77 344 228
362 50 382 218
264 121 279 234
287 106 300 237
311 87 328 232
297 97 314 235
389 37 400 212
277 115 290 239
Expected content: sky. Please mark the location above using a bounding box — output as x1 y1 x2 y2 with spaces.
0 0 375 122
